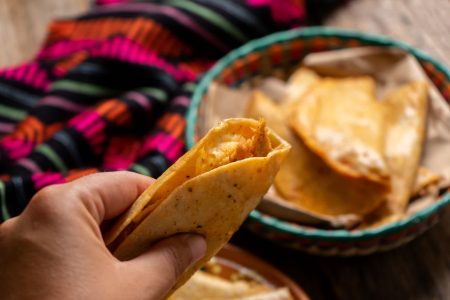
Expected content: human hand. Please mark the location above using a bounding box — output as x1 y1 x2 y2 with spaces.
0 171 206 300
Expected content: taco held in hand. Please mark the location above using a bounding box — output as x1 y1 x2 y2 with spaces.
105 118 290 289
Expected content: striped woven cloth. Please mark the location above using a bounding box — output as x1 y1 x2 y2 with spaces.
0 0 340 221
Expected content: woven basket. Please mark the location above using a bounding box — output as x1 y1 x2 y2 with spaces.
186 27 450 256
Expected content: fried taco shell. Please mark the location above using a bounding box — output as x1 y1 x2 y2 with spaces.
289 77 390 186
105 118 290 292
246 91 388 217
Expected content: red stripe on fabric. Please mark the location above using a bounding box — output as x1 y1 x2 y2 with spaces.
92 2 229 52
90 36 195 81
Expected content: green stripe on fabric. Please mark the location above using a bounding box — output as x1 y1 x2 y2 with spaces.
35 144 68 174
51 80 118 96
0 181 10 220
168 0 248 42
0 103 26 121
183 82 196 93
130 164 151 177
139 87 167 102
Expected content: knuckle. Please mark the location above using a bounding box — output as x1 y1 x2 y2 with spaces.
27 185 66 217
0 218 15 240
0 218 15 232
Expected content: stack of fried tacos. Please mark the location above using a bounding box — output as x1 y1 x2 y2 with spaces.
246 67 432 228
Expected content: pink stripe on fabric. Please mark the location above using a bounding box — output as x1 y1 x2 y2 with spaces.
38 40 98 59
112 35 121 58
33 70 49 90
33 71 45 89
8 145 33 160
14 65 27 82
4 68 14 79
166 141 184 163
96 0 129 5
33 71 43 89
1 138 24 149
138 132 163 156
137 47 145 64
17 158 42 173
90 134 106 153
1 138 34 160
156 133 177 153
130 41 140 60
52 43 64 59
39 96 88 113
69 111 101 130
53 67 66 78
247 0 305 25
172 96 190 107
0 122 14 133
125 92 151 111
86 35 195 81
247 0 269 5
93 3 229 52
68 112 85 127
120 36 129 61
33 172 65 190
83 119 105 139
24 64 37 86
103 157 131 170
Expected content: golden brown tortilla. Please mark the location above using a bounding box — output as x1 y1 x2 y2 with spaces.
289 77 390 186
168 271 269 300
363 81 429 226
105 118 290 292
281 67 320 108
412 167 441 197
246 91 388 217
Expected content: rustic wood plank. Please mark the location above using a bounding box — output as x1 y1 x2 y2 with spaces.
0 0 89 67
325 0 450 66
234 206 450 300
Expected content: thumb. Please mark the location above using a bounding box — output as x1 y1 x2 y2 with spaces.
124 234 207 299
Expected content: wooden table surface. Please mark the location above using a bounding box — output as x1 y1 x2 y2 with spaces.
0 0 449 299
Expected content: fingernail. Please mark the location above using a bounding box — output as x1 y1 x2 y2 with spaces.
183 234 207 262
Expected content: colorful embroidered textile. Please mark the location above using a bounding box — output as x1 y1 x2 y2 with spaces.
0 0 338 221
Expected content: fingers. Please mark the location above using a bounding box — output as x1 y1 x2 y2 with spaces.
70 171 155 223
125 234 207 298
29 171 154 224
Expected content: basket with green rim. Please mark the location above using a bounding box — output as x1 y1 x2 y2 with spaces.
186 27 450 256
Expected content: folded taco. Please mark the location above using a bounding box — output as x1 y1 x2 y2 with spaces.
105 118 290 291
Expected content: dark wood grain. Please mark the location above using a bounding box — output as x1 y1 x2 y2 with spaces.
325 0 450 66
233 206 450 300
